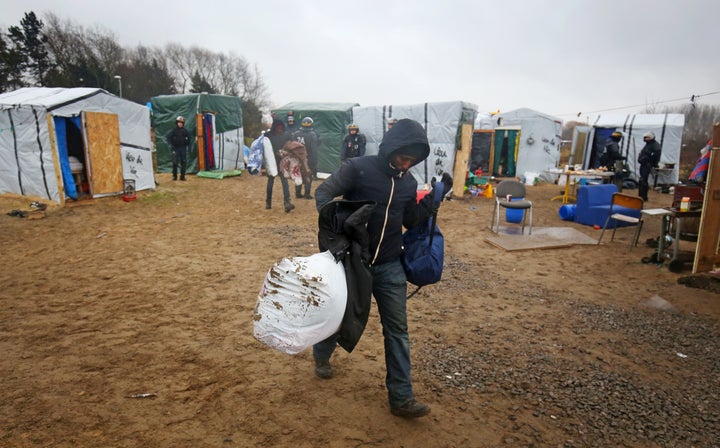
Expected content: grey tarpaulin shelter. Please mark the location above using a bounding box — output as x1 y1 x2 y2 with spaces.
352 101 477 185
272 102 358 175
0 87 154 204
483 108 563 182
151 93 244 173
572 113 685 185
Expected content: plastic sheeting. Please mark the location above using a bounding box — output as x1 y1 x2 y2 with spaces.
352 101 477 185
253 251 347 355
586 114 684 185
151 93 244 173
53 117 78 200
0 87 154 203
0 105 58 202
487 108 563 182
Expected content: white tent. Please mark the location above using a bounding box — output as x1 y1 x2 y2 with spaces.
352 101 477 185
576 113 685 185
481 108 563 182
0 87 154 204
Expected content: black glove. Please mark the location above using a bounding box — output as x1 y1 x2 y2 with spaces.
431 173 453 196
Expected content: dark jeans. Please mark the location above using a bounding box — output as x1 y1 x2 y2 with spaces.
313 259 414 407
266 174 291 205
639 165 652 200
172 148 187 177
295 179 313 197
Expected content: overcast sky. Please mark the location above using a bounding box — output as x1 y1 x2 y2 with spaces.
3 0 719 120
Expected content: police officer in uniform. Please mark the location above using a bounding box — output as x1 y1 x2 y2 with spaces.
341 124 367 162
166 116 190 181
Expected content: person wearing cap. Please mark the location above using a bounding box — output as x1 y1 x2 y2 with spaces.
166 116 190 181
387 117 398 130
341 124 366 161
637 131 662 201
312 118 452 419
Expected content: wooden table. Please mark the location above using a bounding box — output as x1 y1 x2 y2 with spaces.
546 169 614 204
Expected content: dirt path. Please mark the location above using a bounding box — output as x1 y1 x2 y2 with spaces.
1 173 718 447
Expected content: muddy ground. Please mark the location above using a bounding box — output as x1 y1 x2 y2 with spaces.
1 173 718 447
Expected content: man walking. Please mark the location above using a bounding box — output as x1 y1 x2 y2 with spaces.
313 119 451 418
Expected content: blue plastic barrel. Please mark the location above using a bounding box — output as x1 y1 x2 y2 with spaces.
505 197 525 223
558 204 576 221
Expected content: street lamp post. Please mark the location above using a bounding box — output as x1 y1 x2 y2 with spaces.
114 75 123 98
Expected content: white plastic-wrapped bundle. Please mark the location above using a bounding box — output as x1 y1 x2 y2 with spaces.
263 138 278 176
253 251 347 355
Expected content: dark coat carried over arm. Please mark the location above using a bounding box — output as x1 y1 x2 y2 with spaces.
317 200 375 353
314 119 434 351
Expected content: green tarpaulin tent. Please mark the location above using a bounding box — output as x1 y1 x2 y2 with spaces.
272 102 358 175
151 93 244 173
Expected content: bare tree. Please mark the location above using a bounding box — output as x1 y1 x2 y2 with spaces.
31 10 272 121
86 26 124 83
42 13 125 93
43 13 83 86
164 43 194 93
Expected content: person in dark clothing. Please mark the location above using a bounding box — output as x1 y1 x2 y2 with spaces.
600 131 627 190
637 131 662 201
312 118 452 419
285 111 299 134
265 119 295 212
166 116 191 181
291 117 322 199
600 131 625 170
341 124 367 161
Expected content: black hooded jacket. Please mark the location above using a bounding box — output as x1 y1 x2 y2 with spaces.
267 118 290 159
315 119 434 266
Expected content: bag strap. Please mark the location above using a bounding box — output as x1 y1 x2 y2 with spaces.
427 181 444 247
407 285 422 300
